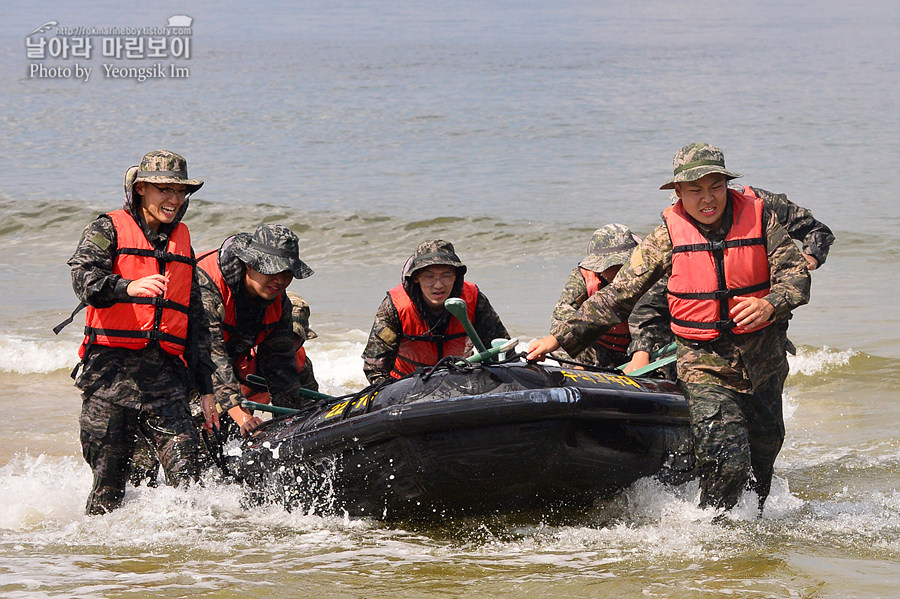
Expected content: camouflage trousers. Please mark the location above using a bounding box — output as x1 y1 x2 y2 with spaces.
79 395 201 515
680 366 787 512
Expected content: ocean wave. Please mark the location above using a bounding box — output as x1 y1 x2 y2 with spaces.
788 345 857 377
0 196 605 268
0 336 77 374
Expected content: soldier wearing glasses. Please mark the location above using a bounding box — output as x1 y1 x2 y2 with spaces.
362 239 509 384
66 150 217 515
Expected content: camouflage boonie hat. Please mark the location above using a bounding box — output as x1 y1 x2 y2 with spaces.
659 143 742 190
286 291 317 340
405 239 468 279
233 224 314 280
124 150 204 197
579 224 641 273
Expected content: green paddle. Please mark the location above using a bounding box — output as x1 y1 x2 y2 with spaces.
458 337 519 366
617 342 677 377
241 399 300 415
444 297 488 353
245 373 334 401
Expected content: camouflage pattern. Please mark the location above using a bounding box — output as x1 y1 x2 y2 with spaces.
231 224 314 280
552 191 810 512
198 239 317 418
127 149 204 192
286 291 317 340
549 266 628 368
67 157 214 514
550 224 639 368
578 224 640 273
681 367 787 510
659 142 742 190
557 204 810 390
80 393 200 514
628 186 835 357
403 239 467 279
362 240 507 385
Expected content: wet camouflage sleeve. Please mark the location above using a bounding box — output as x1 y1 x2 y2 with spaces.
362 295 403 385
758 207 811 319
197 268 245 412
556 226 671 360
184 260 215 396
471 290 510 347
68 216 131 308
255 294 316 409
550 267 589 340
750 187 835 266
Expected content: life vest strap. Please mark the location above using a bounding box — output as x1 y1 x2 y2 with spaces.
399 330 467 344
670 315 732 330
672 236 765 254
83 325 187 346
53 300 87 335
667 280 769 301
127 295 191 313
115 247 195 265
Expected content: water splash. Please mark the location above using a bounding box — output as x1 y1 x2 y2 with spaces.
0 336 77 374
788 345 856 377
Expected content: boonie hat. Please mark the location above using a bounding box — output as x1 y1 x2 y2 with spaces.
233 224 314 280
659 143 742 190
125 150 204 197
286 291 317 340
406 239 468 279
579 224 641 273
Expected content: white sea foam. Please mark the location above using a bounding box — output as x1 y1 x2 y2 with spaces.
306 329 371 395
788 345 856 377
0 336 78 374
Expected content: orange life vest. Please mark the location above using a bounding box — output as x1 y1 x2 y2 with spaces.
388 281 479 379
581 268 631 353
663 188 771 341
235 345 308 404
79 209 193 358
196 249 284 349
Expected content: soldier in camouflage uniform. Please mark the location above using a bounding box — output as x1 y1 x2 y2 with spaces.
624 185 834 374
527 143 811 513
549 224 641 369
197 224 316 438
363 239 510 385
66 150 217 515
235 291 320 401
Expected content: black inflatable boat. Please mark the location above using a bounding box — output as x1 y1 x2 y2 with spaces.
227 356 695 521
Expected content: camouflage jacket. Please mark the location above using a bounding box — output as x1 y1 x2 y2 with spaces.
550 266 628 368
628 186 834 355
67 211 215 406
556 203 811 392
362 287 510 385
198 244 314 413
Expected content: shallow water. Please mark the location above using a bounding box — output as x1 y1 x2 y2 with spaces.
2 1 899 597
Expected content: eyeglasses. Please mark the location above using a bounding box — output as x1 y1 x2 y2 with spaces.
149 183 187 198
418 272 456 286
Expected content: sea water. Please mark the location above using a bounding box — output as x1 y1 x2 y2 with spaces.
1 1 899 597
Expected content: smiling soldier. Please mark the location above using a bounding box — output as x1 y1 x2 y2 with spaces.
196 224 316 438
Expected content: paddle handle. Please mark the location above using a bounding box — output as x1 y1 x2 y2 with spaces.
444 298 488 353
241 399 299 415
245 373 334 401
